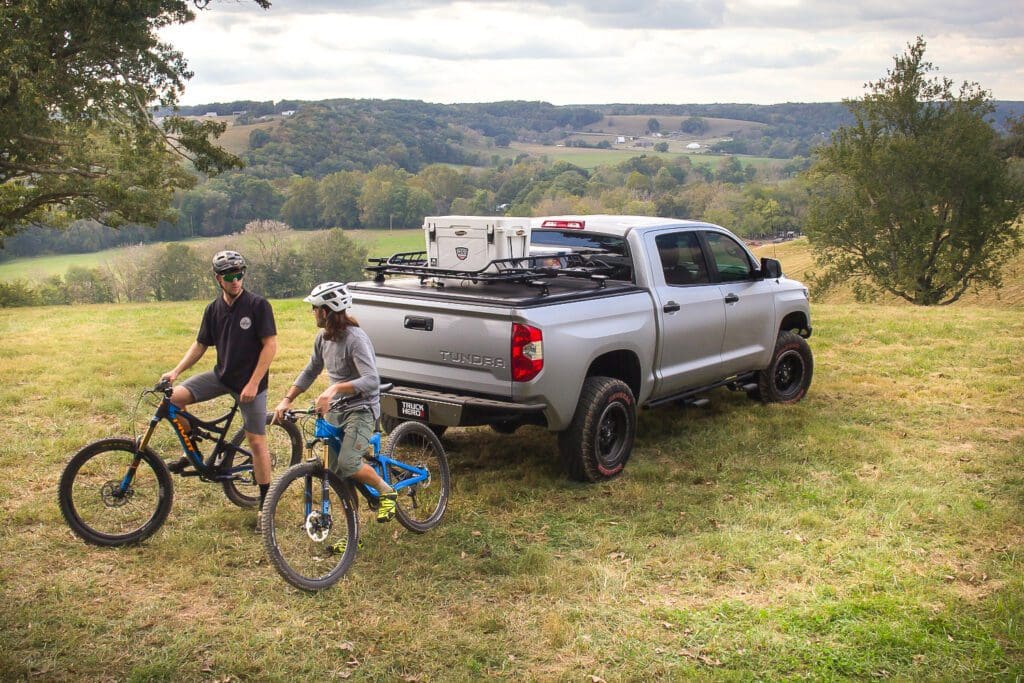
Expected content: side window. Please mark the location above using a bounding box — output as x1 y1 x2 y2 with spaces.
655 232 710 286
704 232 753 282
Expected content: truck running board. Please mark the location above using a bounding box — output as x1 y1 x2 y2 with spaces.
643 372 758 409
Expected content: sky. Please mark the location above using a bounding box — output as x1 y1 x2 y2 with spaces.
163 0 1024 107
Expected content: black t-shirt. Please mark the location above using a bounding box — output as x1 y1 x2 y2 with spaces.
197 290 277 393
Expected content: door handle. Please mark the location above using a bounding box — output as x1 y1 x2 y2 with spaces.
404 315 434 331
724 293 739 304
663 301 680 313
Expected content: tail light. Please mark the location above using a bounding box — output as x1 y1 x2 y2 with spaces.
511 323 543 382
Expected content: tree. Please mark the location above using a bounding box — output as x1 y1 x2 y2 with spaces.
803 37 1024 305
681 117 708 135
148 243 206 301
317 171 364 228
280 178 321 229
646 118 661 134
0 1 270 243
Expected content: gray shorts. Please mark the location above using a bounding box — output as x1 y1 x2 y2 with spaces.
325 407 375 478
178 371 268 435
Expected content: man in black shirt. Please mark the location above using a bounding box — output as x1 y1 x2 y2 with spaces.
162 250 278 526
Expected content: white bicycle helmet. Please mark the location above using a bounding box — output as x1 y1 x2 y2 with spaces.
212 250 246 274
304 282 352 312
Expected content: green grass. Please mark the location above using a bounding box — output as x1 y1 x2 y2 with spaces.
1 301 1022 679
0 229 424 282
509 141 784 171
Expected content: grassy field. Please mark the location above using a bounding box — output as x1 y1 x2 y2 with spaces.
0 229 423 282
508 142 783 172
0 298 1022 680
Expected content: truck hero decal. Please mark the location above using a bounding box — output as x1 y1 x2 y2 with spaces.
440 350 507 368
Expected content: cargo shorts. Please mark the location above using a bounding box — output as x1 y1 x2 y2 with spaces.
325 407 375 478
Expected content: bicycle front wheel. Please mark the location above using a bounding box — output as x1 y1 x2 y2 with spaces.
222 415 303 508
58 438 173 546
384 421 451 533
261 461 358 592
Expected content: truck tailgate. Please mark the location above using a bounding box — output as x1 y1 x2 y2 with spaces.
351 287 515 399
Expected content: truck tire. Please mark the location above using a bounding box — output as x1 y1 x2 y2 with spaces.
380 414 448 440
756 330 813 404
558 376 636 482
489 420 520 435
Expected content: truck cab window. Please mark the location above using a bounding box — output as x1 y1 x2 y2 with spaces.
531 230 633 281
704 231 754 282
655 232 709 286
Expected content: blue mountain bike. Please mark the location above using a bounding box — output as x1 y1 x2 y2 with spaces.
263 387 450 591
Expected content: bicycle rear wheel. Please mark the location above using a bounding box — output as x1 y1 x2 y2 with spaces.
261 461 358 592
383 421 450 533
222 414 303 508
58 438 173 546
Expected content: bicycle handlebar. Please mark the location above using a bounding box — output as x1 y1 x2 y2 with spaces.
281 382 393 421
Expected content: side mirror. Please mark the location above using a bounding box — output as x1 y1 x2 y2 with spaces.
760 257 782 279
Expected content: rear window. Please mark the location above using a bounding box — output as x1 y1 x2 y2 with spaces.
531 230 629 256
531 230 633 282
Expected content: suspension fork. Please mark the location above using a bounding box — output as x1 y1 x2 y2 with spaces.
117 414 162 494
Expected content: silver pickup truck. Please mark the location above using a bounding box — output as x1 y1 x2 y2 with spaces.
349 215 813 482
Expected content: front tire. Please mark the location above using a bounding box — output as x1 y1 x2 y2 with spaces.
558 376 637 482
757 331 813 404
261 461 359 592
58 438 173 546
383 421 450 533
222 414 303 508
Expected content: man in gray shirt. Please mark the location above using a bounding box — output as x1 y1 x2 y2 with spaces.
274 282 397 529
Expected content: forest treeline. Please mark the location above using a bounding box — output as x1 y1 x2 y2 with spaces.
4 98 1022 262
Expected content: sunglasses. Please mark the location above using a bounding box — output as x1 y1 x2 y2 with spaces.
221 271 245 282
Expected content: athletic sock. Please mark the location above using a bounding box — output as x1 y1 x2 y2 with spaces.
259 484 269 508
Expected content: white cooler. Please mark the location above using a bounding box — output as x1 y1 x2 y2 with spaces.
424 216 531 271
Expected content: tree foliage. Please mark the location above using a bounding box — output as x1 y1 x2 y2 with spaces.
804 38 1024 305
0 1 269 243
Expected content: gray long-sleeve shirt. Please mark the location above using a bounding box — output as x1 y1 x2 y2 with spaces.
292 327 380 418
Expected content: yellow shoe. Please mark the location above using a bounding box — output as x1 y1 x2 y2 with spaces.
377 491 398 523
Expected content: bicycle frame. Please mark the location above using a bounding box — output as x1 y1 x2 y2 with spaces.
129 388 254 484
300 415 431 523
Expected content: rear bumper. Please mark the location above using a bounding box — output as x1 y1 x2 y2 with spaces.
381 385 547 427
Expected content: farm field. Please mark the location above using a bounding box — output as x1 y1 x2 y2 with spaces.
0 300 1022 679
508 141 785 171
0 228 422 282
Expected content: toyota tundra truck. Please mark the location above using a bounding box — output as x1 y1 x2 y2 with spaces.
349 215 813 482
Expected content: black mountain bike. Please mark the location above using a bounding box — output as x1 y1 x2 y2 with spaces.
58 379 302 546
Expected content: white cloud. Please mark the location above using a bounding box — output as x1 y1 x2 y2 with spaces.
162 1 1024 105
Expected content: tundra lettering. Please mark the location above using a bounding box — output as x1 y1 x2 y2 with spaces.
440 350 506 368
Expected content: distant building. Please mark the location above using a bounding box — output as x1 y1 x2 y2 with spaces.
686 142 701 150
204 112 218 117
616 136 626 144
281 110 296 117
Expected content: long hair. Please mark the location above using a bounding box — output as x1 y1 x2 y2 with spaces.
322 309 359 342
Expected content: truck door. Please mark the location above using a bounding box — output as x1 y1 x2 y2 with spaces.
701 230 777 376
648 230 726 395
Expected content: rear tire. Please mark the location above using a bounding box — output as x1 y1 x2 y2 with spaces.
489 420 520 435
58 438 173 546
222 414 303 508
261 461 359 592
383 421 450 533
757 331 813 404
558 376 637 482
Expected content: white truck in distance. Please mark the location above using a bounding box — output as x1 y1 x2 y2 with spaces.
349 215 813 482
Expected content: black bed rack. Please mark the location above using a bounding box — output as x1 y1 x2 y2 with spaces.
365 250 611 295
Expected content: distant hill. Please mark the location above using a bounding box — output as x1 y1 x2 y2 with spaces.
181 98 1024 176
